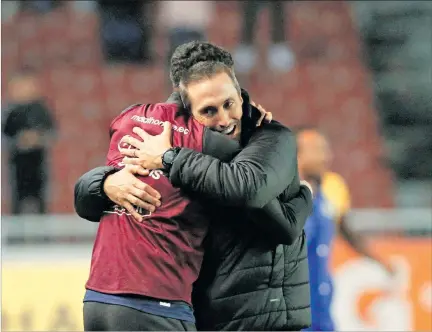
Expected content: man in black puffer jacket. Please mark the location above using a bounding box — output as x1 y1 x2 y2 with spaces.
193 187 310 330
74 42 312 330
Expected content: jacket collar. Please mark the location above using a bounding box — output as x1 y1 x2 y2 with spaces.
166 91 181 105
240 89 261 146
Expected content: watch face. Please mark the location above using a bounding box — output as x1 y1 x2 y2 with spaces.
163 148 180 169
164 150 174 164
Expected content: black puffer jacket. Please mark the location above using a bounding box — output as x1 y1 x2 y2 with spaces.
165 91 311 330
193 210 310 331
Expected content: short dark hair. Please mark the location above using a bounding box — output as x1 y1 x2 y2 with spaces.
170 41 234 88
178 61 240 110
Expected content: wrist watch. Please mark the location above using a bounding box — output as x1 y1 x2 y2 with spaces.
161 147 181 172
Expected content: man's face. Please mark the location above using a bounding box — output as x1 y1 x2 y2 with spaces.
297 130 332 179
184 72 243 141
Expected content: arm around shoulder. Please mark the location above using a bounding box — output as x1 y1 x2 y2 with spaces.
168 122 297 209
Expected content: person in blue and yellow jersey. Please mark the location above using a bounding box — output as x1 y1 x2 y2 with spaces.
296 127 394 331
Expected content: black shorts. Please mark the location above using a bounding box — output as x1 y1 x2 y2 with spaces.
83 302 197 331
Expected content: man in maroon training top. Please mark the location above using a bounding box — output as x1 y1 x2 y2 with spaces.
83 101 241 331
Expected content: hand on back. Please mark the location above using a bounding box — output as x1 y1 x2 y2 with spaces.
103 165 161 222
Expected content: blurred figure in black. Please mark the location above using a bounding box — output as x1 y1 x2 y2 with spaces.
3 70 56 214
19 0 62 14
97 0 153 64
234 0 295 74
159 1 213 70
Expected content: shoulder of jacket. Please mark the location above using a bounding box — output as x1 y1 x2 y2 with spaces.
119 103 143 115
109 104 145 137
270 120 292 131
261 121 295 139
158 102 178 114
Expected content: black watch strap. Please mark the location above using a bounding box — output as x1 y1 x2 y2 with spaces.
162 147 181 172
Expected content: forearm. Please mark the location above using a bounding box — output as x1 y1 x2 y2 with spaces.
248 186 313 245
169 148 268 207
74 166 117 221
169 123 297 209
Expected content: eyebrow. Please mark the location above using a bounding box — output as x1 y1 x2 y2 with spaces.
198 96 235 112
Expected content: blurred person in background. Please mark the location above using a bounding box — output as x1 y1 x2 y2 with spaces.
2 69 56 214
1 1 19 21
295 127 395 330
75 41 313 331
159 1 213 73
97 0 153 63
234 0 295 74
159 1 213 92
19 0 63 14
296 128 336 331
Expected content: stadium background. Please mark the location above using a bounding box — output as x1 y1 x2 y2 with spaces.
1 1 431 331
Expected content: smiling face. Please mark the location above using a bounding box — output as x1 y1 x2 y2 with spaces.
182 71 243 140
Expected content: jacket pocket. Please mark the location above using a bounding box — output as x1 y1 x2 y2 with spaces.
268 244 284 287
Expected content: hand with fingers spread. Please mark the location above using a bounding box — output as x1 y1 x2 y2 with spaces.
120 122 174 170
103 165 162 222
250 100 273 127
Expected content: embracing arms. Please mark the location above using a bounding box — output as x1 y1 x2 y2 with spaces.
74 109 311 243
74 163 312 244
167 122 297 209
73 128 240 222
